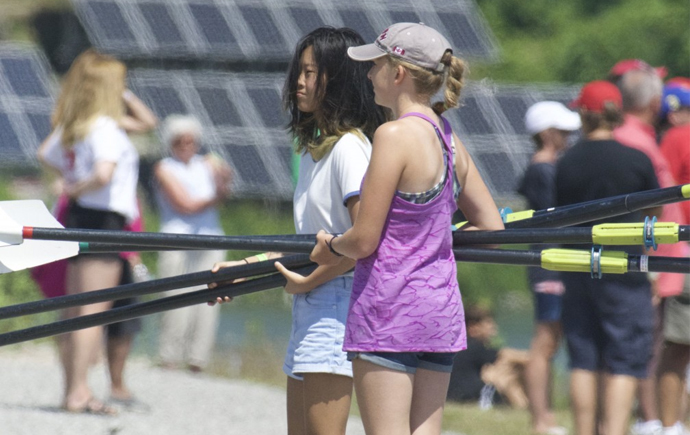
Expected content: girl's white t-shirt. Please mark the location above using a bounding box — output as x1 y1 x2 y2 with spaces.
293 132 371 235
41 116 140 222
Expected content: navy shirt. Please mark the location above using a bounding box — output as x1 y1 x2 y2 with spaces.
556 139 659 285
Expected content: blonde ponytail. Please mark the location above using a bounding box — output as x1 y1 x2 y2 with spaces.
433 52 466 115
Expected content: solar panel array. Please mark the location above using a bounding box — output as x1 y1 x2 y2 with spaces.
0 44 55 166
1 1 579 204
128 68 580 201
71 0 499 63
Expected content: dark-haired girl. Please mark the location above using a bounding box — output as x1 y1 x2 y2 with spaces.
212 27 385 434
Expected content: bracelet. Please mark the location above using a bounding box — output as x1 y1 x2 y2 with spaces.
326 234 343 257
242 258 250 264
256 253 269 262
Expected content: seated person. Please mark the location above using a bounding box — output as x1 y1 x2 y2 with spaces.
447 305 530 409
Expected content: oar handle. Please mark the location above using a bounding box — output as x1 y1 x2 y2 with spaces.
452 223 688 246
452 248 690 275
0 254 312 319
0 265 317 347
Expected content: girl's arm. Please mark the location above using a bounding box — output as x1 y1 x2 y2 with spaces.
153 162 221 215
274 197 360 294
312 123 407 263
453 135 504 232
64 161 117 198
118 89 158 134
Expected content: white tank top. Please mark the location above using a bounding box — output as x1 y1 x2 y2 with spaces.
155 155 223 235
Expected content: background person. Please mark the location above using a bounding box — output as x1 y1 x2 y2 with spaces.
36 49 156 415
309 22 504 434
613 64 688 435
556 80 660 435
656 79 690 435
518 101 580 435
447 305 529 410
212 26 386 435
154 114 231 373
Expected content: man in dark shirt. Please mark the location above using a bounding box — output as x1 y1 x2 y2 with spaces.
556 80 660 435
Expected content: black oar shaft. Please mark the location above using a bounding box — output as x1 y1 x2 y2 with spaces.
26 228 315 253
0 255 312 319
0 266 316 347
454 228 593 245
453 248 543 266
628 256 690 274
508 185 688 228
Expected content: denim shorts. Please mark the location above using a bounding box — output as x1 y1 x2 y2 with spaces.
348 351 456 374
283 276 353 380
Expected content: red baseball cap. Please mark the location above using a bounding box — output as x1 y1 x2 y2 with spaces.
666 77 690 89
609 59 668 79
571 80 623 113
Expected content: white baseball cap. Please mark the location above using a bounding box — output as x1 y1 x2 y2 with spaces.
524 101 581 135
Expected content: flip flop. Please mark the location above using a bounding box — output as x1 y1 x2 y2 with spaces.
65 397 119 416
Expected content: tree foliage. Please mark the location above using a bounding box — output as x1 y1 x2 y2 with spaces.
473 0 689 83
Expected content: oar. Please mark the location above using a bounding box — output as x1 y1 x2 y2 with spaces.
453 248 690 275
502 184 690 229
0 254 312 319
453 222 690 247
0 200 78 273
0 265 317 347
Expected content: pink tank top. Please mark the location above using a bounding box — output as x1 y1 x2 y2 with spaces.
344 113 467 353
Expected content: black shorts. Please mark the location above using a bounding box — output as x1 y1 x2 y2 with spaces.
107 257 142 338
65 202 126 262
561 272 653 378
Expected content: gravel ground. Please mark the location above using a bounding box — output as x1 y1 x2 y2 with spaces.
0 344 365 435
0 345 464 435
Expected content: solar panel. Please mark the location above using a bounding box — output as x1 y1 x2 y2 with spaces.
71 0 499 63
288 6 326 36
245 87 286 128
138 2 185 45
196 88 243 127
0 44 56 166
189 3 236 46
238 6 286 51
85 1 136 43
1 58 50 98
336 9 379 44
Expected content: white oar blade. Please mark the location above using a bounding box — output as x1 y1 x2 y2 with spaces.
0 200 79 273
0 205 23 247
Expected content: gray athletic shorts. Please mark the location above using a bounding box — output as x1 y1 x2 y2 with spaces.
664 274 690 345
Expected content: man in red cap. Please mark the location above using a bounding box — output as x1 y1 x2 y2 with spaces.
557 80 660 435
613 65 689 435
608 58 668 83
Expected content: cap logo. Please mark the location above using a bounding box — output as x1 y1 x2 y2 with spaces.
392 46 405 56
666 95 680 111
379 28 389 41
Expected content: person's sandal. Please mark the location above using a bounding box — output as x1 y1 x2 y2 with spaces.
65 397 118 416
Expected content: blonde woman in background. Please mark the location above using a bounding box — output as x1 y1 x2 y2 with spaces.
37 49 157 415
154 114 231 373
